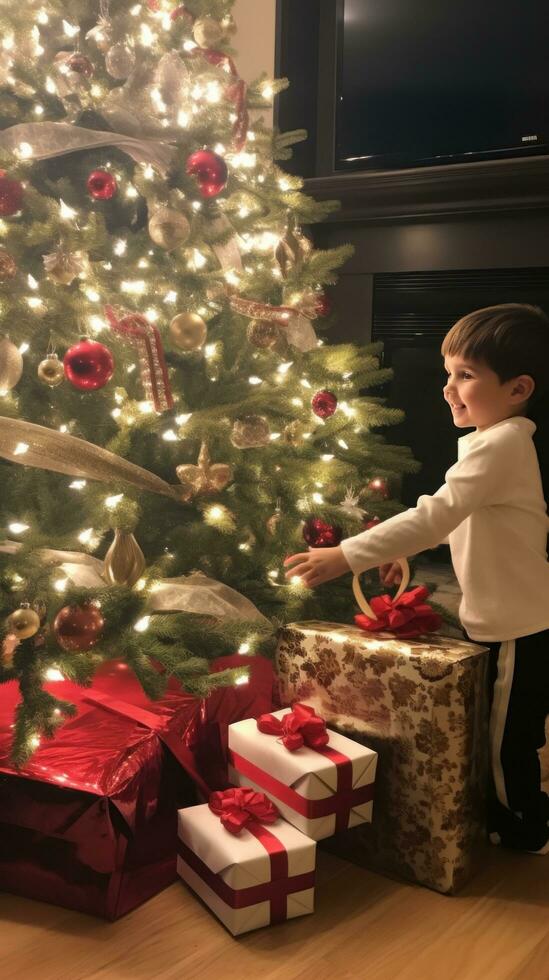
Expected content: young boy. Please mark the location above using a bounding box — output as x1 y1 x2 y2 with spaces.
285 303 549 854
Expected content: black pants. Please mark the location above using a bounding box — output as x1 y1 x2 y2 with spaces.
481 629 549 851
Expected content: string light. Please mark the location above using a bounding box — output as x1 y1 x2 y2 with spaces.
62 19 80 37
17 142 34 159
8 522 29 534
59 199 77 221
44 668 64 682
54 578 68 593
69 480 86 489
13 442 29 456
134 615 151 633
105 494 123 509
235 675 249 686
78 527 97 545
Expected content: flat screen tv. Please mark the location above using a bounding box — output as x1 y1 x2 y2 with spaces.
335 0 549 172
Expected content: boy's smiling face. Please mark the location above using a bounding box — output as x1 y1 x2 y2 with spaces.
443 355 535 431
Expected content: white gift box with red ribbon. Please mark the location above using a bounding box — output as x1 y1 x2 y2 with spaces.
228 705 378 841
177 793 316 936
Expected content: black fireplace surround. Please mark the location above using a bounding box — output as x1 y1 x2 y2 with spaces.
276 0 549 509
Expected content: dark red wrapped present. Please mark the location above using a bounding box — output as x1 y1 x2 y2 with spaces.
0 656 275 919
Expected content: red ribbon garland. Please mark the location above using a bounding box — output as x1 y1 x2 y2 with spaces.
354 585 442 639
208 786 279 836
257 702 329 752
191 49 250 152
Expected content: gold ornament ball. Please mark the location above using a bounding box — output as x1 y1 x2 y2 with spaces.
148 207 191 251
37 353 65 387
169 312 208 352
0 249 17 280
6 606 41 640
247 319 280 349
193 17 225 48
0 336 23 392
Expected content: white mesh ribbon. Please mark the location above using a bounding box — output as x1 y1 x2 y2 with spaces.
5 547 269 624
0 121 176 175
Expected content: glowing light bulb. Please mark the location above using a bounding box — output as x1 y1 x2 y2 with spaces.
105 494 123 509
134 615 151 633
8 522 29 534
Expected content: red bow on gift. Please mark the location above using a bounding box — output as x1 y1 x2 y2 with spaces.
354 585 442 639
257 702 330 752
208 787 279 835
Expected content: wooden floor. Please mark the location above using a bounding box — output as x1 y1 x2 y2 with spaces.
2 846 548 980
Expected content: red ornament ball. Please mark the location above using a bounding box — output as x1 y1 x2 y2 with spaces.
0 173 24 216
53 603 104 652
186 149 228 198
170 3 193 19
368 477 390 499
65 53 94 77
363 515 381 530
311 390 338 419
64 338 114 391
87 169 118 201
315 292 332 317
303 518 343 548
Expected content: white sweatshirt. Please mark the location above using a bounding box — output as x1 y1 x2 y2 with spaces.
340 417 549 642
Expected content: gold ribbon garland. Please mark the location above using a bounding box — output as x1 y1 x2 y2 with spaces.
0 417 185 502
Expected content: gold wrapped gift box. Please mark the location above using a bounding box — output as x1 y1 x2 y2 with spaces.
276 623 490 895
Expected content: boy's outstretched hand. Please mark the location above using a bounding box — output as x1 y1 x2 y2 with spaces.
284 545 351 587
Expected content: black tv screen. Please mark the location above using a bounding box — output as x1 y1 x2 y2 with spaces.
336 0 549 171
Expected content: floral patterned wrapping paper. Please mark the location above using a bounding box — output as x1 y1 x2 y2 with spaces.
276 624 490 895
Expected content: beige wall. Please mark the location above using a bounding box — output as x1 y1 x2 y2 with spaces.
232 0 276 83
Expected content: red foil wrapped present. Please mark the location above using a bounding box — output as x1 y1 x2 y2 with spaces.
0 656 275 919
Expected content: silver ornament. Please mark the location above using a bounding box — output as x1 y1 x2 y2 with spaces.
43 247 89 286
230 415 271 449
0 336 23 393
105 42 136 80
148 207 191 251
193 17 225 49
86 18 113 53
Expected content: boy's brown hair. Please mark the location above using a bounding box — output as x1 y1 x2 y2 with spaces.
441 303 549 403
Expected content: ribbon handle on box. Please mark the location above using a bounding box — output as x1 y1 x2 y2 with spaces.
257 702 329 752
352 557 410 618
353 557 443 638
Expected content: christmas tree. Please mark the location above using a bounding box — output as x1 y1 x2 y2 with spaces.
0 0 419 763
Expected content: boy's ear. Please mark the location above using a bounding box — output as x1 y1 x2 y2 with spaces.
510 374 536 402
